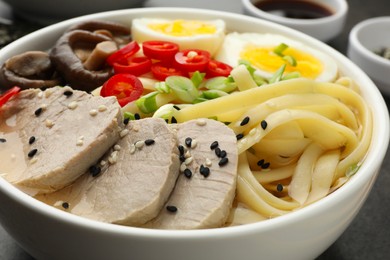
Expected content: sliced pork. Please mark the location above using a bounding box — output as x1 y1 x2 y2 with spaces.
0 86 122 194
145 118 238 229
36 118 180 226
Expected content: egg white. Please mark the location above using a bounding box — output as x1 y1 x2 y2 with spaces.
215 32 338 82
131 18 226 57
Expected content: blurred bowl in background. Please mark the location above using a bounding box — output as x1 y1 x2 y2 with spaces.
347 16 390 96
2 0 146 24
241 0 348 42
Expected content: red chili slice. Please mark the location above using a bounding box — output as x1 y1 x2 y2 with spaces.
0 86 21 107
142 41 179 61
151 62 186 81
100 74 144 107
113 56 152 76
174 49 211 73
206 60 233 78
106 41 140 66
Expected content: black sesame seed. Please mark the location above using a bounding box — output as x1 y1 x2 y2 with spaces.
0 138 6 143
171 116 177 124
63 90 73 97
173 105 181 111
215 147 221 157
240 116 250 126
276 183 284 192
123 117 130 125
210 141 219 150
28 149 38 158
220 150 227 158
236 133 244 140
179 154 186 162
166 205 177 213
89 165 101 177
62 202 69 209
200 165 210 177
34 107 43 116
257 159 265 167
145 139 155 146
134 113 141 120
219 157 229 166
183 168 192 179
28 136 36 145
185 137 192 148
165 119 169 123
178 145 185 155
262 162 270 169
261 120 268 130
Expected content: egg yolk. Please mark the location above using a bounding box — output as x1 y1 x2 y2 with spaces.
148 20 217 37
240 44 323 79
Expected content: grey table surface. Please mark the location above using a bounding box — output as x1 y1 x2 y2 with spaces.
0 0 389 259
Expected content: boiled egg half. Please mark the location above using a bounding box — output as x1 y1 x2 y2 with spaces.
131 18 226 57
215 32 338 82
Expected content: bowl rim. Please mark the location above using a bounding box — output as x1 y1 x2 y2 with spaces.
241 0 348 25
0 7 389 239
349 16 390 66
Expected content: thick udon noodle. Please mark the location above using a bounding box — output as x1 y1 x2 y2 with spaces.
172 77 372 225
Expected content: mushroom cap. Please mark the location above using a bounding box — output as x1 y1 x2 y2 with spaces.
0 51 62 90
50 30 115 92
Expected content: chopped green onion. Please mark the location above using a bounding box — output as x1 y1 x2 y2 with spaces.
155 82 171 94
152 103 175 120
123 111 135 121
346 163 360 177
204 76 237 93
202 89 228 100
283 55 297 66
273 43 289 57
165 76 200 103
193 97 209 104
135 91 159 114
237 59 267 86
190 71 206 88
268 64 286 84
282 71 301 81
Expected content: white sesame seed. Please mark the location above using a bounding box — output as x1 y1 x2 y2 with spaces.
68 101 78 110
190 139 198 149
135 140 144 149
180 163 187 172
100 160 107 166
76 139 84 146
40 104 47 110
205 158 212 167
120 129 129 138
45 89 53 98
185 150 191 158
98 105 107 112
129 144 136 154
45 119 54 128
53 201 64 207
89 109 98 116
108 151 118 164
184 157 193 165
114 144 121 151
29 158 38 164
196 119 207 126
37 92 43 98
132 125 140 132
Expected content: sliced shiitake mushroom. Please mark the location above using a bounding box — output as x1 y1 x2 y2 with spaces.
50 30 118 92
0 51 62 90
67 20 131 47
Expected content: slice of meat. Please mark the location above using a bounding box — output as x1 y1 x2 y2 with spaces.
145 118 239 229
0 86 122 194
36 118 180 226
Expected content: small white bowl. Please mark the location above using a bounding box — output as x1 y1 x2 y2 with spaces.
242 0 348 42
347 17 390 96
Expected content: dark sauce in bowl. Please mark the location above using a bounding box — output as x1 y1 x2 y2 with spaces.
254 0 334 19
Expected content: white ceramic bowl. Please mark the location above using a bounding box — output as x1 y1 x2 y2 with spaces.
0 8 389 260
347 16 390 96
241 0 348 42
